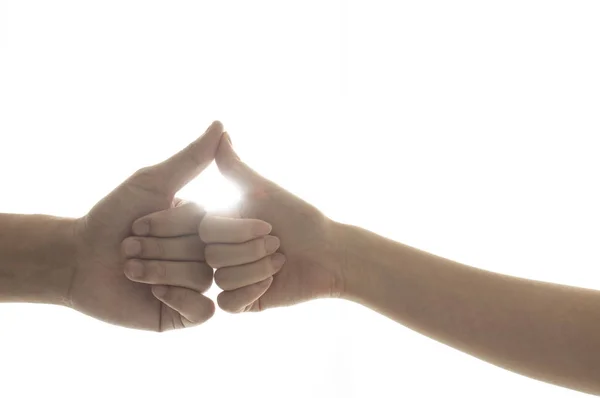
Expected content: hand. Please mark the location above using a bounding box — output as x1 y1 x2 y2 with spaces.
125 203 284 318
67 121 224 331
210 133 344 313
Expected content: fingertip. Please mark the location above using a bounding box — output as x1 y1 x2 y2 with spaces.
152 285 168 298
124 259 145 280
205 298 217 319
271 253 286 271
204 120 224 137
132 219 150 236
253 220 272 237
211 120 224 131
264 235 280 254
217 276 273 313
185 294 217 323
122 238 142 258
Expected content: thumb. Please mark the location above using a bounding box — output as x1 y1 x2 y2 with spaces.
136 121 224 194
214 132 266 192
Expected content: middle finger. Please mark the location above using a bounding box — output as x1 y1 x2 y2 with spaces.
122 236 205 261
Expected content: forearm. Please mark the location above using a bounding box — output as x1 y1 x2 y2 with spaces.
0 213 77 305
337 222 600 395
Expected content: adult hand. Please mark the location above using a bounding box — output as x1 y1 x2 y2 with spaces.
208 133 344 313
67 121 224 331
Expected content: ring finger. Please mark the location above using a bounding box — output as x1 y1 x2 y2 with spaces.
124 259 213 293
214 253 285 291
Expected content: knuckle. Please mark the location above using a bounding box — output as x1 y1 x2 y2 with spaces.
152 240 165 258
155 261 168 279
128 166 164 195
132 166 154 180
130 167 155 187
184 142 200 165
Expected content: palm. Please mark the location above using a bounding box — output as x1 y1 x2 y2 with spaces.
70 180 175 331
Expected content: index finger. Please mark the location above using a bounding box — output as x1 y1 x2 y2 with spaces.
151 120 225 194
199 215 272 244
132 201 205 237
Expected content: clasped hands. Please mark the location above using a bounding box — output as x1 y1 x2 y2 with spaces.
67 121 344 332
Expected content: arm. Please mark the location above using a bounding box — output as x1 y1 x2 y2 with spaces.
209 133 599 394
338 222 600 395
0 213 77 305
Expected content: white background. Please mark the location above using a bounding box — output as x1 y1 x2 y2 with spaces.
1 1 599 397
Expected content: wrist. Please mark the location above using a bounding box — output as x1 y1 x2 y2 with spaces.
328 221 363 301
332 221 392 303
0 214 79 306
49 217 80 306
27 215 79 306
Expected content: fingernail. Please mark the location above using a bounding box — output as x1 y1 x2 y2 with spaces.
153 286 168 298
124 240 141 257
132 220 150 236
126 260 145 279
271 253 286 270
264 235 280 254
253 220 272 237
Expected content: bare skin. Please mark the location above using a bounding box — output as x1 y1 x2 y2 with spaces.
66 122 228 331
0 214 76 305
123 204 281 320
130 133 344 312
131 132 600 394
2 121 230 332
4 122 600 393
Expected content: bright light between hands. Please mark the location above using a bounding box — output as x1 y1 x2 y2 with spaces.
176 163 241 213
